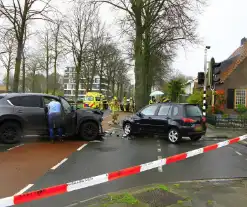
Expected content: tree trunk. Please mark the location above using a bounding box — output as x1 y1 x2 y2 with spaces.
13 41 23 92
32 70 36 92
133 1 144 110
117 83 120 98
6 69 10 92
89 54 97 91
45 38 49 94
111 80 115 96
120 84 123 100
53 58 57 95
22 57 25 92
75 64 81 101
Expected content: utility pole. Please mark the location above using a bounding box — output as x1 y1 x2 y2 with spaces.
203 46 211 117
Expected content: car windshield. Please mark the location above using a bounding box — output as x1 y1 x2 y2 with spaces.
185 105 202 117
84 96 94 101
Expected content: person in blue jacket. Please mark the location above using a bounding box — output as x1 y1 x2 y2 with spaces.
47 100 63 143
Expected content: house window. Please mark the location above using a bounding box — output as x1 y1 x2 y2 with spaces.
235 89 246 107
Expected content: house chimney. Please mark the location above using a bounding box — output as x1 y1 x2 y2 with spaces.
241 37 247 46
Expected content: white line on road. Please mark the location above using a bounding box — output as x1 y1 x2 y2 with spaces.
90 140 102 143
157 143 160 147
158 156 163 172
7 144 24 151
157 140 160 142
157 148 161 152
77 144 87 151
235 151 242 156
51 158 68 170
15 184 33 195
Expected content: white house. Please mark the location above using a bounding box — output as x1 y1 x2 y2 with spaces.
183 78 198 95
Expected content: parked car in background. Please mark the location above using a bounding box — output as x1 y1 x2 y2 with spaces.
122 103 206 143
0 93 103 144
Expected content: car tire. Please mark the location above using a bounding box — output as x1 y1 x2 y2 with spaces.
0 122 22 144
190 136 202 141
168 128 182 144
123 122 132 136
80 121 99 141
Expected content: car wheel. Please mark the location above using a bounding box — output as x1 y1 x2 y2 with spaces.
123 123 132 136
190 136 202 141
0 122 22 144
80 121 99 141
168 128 181 144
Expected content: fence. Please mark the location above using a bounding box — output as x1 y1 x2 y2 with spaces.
207 114 247 128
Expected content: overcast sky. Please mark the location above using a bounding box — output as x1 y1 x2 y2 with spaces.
173 0 247 78
1 0 246 83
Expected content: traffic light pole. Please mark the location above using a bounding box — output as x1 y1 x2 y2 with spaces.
203 48 208 117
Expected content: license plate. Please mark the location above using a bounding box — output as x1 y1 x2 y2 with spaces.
194 125 202 131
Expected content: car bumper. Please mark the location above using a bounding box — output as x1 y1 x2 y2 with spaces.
180 126 207 137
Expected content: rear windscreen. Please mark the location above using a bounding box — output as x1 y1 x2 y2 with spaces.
185 105 202 117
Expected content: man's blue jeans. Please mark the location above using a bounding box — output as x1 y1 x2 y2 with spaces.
48 113 62 139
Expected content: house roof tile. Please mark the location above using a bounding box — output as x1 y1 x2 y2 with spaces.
220 42 247 82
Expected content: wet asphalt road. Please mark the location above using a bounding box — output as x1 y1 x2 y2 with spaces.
20 130 247 207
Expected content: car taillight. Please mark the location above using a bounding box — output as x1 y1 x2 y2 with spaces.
202 117 206 122
182 118 196 123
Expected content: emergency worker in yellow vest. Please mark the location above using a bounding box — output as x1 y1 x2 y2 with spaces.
129 97 134 112
111 96 119 124
149 96 156 105
123 97 127 112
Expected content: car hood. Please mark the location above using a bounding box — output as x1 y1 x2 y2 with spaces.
124 114 139 121
76 108 103 117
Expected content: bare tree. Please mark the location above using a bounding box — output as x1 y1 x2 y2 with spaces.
63 1 96 100
0 0 53 92
0 31 15 91
50 19 64 94
87 13 106 91
25 50 44 92
93 0 204 109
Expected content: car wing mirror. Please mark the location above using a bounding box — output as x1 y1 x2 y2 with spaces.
136 112 143 117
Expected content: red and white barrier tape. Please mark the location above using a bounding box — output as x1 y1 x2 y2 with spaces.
1 134 247 207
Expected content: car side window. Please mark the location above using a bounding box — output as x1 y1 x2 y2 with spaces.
43 97 57 106
95 97 101 101
158 105 171 116
9 96 42 107
172 106 179 116
141 105 158 116
61 98 72 114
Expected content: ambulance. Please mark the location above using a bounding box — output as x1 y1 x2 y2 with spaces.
83 92 108 110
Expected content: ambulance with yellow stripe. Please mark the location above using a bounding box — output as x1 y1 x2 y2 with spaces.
83 92 108 110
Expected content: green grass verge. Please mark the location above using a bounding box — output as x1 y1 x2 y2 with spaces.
101 193 139 206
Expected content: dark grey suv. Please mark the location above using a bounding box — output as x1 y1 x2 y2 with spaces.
0 93 104 144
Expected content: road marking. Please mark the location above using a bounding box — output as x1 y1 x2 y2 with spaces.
77 144 87 151
157 140 160 143
157 143 160 147
7 144 24 151
90 140 102 143
158 156 163 172
15 184 33 195
235 151 242 156
157 148 161 152
51 158 68 170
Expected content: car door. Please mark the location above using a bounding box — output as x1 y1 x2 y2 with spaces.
10 95 46 135
155 104 172 133
139 104 160 133
60 97 77 135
